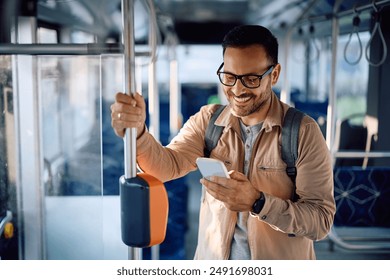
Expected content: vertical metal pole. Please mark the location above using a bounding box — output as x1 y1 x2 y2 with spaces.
148 58 159 262
148 61 159 142
280 31 292 104
14 15 46 260
121 0 142 260
326 0 343 151
147 0 160 260
169 58 180 138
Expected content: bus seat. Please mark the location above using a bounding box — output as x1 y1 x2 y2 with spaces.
333 114 367 167
333 166 390 227
294 100 327 137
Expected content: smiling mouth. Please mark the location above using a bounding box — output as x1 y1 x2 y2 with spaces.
233 95 252 103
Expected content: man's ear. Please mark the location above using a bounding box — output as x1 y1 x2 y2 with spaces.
271 63 281 86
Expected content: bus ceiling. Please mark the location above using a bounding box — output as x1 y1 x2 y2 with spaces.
1 0 390 44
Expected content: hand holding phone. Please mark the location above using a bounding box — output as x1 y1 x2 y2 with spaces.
196 157 230 179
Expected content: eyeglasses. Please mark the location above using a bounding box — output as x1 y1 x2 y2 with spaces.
216 63 274 89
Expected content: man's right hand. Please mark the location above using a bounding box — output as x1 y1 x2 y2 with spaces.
110 92 146 138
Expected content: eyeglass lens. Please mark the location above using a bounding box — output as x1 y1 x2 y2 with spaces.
219 73 261 88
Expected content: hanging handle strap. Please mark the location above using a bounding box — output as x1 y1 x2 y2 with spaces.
365 1 388 67
344 6 363 65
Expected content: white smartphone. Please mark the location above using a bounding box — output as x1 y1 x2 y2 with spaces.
196 157 230 179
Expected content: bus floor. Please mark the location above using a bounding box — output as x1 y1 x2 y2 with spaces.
184 171 390 260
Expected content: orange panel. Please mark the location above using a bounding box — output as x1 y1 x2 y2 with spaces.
137 173 169 246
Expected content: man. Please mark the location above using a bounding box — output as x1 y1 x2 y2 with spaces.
111 25 335 259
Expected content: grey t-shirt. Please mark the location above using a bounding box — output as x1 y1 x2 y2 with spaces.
229 121 263 260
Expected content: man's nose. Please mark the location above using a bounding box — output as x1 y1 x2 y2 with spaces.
231 78 247 94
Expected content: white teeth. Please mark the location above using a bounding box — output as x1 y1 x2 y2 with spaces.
233 96 251 103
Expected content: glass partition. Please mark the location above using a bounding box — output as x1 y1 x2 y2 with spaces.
40 54 127 259
0 52 129 259
40 55 103 259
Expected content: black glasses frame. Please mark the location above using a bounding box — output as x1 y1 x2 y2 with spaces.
216 63 274 89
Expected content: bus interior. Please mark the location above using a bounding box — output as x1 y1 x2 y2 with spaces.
1 0 390 260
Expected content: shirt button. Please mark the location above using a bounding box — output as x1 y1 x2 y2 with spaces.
261 215 267 220
246 129 250 134
246 144 250 149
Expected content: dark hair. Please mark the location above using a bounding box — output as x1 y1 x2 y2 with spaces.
222 25 278 65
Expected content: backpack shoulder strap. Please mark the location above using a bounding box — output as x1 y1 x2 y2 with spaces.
204 105 226 158
281 107 305 200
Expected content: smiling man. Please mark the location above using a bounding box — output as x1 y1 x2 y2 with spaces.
110 25 335 260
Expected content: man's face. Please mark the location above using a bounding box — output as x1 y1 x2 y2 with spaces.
222 45 279 119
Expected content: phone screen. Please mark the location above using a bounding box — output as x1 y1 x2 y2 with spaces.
196 157 230 179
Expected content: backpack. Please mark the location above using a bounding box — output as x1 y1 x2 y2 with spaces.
203 105 305 201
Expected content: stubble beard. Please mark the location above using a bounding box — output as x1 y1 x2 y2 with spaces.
227 81 272 118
